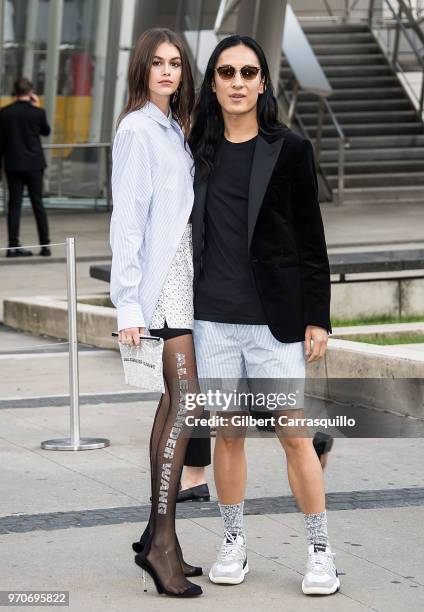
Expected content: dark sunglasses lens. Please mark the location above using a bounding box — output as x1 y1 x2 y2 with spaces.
241 66 260 80
217 66 236 79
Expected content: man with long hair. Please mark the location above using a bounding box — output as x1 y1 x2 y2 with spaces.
189 36 339 596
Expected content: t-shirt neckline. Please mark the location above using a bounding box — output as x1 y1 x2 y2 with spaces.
223 134 258 146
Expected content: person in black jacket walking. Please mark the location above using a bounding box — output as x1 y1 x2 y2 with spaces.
0 77 51 257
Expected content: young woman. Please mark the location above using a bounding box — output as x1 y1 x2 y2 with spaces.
109 28 203 598
189 36 339 596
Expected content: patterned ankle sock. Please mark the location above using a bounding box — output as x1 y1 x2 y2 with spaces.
304 510 329 550
218 501 245 538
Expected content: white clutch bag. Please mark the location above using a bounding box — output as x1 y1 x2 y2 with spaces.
113 333 165 393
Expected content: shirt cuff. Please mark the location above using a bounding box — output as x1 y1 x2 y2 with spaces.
116 303 146 332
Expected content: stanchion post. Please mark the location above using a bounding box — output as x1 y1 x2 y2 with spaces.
41 237 110 451
67 236 80 445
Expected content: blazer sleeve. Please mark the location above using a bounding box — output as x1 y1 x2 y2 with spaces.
39 108 51 136
109 128 153 331
292 138 332 334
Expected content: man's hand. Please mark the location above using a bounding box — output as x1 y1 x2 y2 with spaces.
29 93 40 107
118 327 146 346
305 325 328 363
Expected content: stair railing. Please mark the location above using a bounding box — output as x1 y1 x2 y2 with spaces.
369 0 424 116
318 98 348 206
302 0 374 23
281 4 349 206
280 81 348 206
195 0 349 205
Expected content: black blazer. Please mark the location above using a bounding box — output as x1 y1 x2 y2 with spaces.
0 100 50 172
192 127 332 343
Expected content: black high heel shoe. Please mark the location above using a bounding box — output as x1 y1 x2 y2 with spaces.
132 526 202 577
134 542 202 598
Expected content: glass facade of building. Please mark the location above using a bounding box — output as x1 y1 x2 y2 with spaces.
1 0 222 137
0 0 221 207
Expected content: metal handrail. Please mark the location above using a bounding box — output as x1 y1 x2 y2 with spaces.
280 4 348 205
280 74 348 206
392 0 424 46
369 0 424 115
321 98 348 205
42 142 111 149
299 0 371 22
310 0 424 28
42 142 112 210
279 80 310 136
0 142 112 212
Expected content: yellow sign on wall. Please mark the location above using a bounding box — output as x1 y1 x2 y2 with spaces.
0 95 92 158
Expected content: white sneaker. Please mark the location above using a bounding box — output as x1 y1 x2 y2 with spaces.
302 544 340 595
209 531 249 585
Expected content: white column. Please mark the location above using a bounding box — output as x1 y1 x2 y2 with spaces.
22 0 39 80
254 0 287 90
89 0 111 142
235 0 288 90
0 0 5 89
112 0 137 135
44 0 64 179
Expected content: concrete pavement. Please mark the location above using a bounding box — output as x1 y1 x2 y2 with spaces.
2 200 424 264
0 326 424 611
1 509 423 612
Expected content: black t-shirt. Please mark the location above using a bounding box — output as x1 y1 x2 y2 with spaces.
194 135 267 324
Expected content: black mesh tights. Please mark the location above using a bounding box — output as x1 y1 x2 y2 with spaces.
140 334 204 594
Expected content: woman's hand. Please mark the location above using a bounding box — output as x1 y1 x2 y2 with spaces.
305 325 328 362
118 327 146 346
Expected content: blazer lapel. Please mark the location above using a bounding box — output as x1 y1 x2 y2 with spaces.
247 133 286 253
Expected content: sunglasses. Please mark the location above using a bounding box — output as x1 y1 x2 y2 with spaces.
214 65 262 81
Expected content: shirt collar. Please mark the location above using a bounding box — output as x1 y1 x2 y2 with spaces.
141 100 173 129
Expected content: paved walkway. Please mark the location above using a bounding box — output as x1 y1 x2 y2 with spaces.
1 203 424 317
0 205 423 611
0 324 423 611
2 201 424 261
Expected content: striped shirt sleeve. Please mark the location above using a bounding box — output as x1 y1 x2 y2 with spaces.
109 128 153 331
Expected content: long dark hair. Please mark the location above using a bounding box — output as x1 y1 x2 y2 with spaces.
189 35 286 179
117 28 194 138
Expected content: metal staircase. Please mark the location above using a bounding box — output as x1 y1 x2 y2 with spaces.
280 21 424 204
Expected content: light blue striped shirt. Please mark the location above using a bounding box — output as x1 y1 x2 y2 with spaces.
109 101 194 331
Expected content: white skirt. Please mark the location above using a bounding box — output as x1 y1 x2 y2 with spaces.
149 223 194 329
